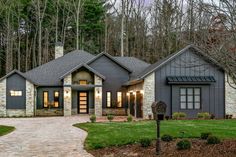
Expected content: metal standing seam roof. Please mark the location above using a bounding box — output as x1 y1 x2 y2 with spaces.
166 76 216 84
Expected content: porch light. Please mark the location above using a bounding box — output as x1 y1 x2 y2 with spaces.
126 92 130 96
96 88 101 97
64 90 70 98
140 90 144 95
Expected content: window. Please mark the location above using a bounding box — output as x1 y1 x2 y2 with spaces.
180 88 201 109
106 92 111 107
117 92 122 107
43 91 49 108
79 80 87 85
54 91 59 107
10 90 22 96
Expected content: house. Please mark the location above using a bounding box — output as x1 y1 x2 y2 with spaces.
0 44 234 118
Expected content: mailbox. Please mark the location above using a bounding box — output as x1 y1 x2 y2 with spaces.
151 101 167 120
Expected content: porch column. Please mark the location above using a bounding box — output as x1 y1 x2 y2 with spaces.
63 74 72 116
0 79 6 117
26 80 35 116
94 75 102 117
143 72 155 119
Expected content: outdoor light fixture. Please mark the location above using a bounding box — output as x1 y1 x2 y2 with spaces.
140 90 144 94
96 88 101 98
126 92 130 96
64 90 70 98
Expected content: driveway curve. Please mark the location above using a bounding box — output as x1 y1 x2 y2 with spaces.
0 116 93 157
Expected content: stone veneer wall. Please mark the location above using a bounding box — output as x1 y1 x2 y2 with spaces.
225 75 236 117
63 74 72 116
94 75 102 116
0 79 6 117
143 72 155 119
26 80 35 116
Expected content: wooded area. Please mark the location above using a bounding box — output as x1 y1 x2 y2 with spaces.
0 0 235 81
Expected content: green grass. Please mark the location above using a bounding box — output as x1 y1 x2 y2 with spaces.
0 125 15 136
74 120 236 149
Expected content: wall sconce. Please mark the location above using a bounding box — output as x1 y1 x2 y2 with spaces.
126 92 130 96
140 90 144 95
64 90 70 98
96 88 101 98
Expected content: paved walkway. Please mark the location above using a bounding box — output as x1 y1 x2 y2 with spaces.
0 116 93 157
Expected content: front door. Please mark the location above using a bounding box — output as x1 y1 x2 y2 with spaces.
130 93 135 116
78 92 88 114
136 91 143 118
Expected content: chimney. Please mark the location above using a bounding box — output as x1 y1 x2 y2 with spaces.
55 42 64 59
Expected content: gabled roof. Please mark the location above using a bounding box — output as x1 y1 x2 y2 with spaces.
0 69 35 84
137 45 224 79
24 50 95 86
87 52 133 73
59 63 106 80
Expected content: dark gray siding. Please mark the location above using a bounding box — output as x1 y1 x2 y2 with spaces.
155 49 225 118
37 87 63 109
6 74 26 109
89 55 129 108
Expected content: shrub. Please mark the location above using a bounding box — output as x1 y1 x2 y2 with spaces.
161 134 173 142
107 114 114 122
165 116 170 120
172 112 187 120
207 136 221 144
127 115 133 122
90 115 96 123
176 140 191 150
197 112 210 119
140 138 152 147
210 114 215 119
200 132 212 140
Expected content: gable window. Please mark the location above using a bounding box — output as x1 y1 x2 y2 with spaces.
10 90 22 96
43 91 49 108
106 92 111 107
180 88 201 109
117 92 122 107
79 80 87 85
54 91 59 107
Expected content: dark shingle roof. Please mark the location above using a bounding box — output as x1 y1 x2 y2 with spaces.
24 50 95 86
114 57 150 79
23 50 150 86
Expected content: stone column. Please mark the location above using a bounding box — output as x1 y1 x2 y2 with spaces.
26 80 35 116
0 79 6 117
225 75 236 117
94 75 102 116
63 74 72 116
143 72 155 119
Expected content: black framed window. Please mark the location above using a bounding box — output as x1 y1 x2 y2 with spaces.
117 92 122 108
43 91 49 108
106 92 112 108
180 87 201 109
54 91 59 108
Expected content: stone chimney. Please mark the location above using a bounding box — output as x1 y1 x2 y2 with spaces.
55 42 64 59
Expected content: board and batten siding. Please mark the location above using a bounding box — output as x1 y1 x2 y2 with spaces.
154 49 225 118
89 55 130 109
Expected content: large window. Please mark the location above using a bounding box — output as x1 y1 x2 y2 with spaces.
79 80 87 85
54 91 59 107
10 90 22 96
117 92 122 107
43 91 49 108
180 88 201 109
106 92 111 107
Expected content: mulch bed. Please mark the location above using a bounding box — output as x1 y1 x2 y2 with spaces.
89 139 236 157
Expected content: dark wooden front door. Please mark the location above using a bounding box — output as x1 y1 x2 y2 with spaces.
78 92 88 114
136 91 143 118
130 93 135 116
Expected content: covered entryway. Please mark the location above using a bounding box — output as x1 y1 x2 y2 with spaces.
78 92 88 114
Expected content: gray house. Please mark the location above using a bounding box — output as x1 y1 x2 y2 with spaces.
0 44 232 118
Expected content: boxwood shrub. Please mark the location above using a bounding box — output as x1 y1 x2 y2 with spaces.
200 132 212 140
172 112 187 120
161 134 173 142
207 136 221 144
176 140 191 150
140 138 152 147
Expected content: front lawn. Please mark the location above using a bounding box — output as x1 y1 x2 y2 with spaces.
74 120 236 149
0 125 15 136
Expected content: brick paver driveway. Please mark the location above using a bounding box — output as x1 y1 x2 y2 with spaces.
0 116 93 157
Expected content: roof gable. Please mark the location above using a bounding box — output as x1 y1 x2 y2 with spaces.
138 45 224 79
0 69 35 84
87 52 133 73
59 63 106 80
